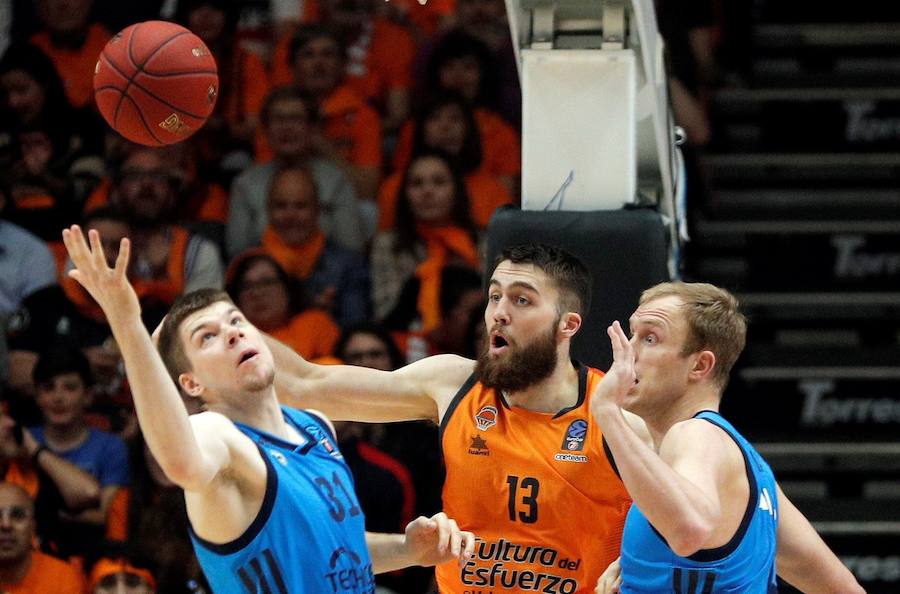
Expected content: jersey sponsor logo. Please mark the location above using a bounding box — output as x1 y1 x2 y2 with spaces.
468 435 490 456
270 449 288 466
554 453 588 463
306 424 344 459
324 547 376 593
561 419 588 451
475 406 499 431
459 538 580 593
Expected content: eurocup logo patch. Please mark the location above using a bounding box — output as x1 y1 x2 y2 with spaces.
305 424 343 459
475 406 499 431
562 419 588 451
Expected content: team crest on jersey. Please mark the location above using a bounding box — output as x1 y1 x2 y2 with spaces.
561 419 588 451
269 450 288 466
474 406 498 431
305 424 343 459
468 435 489 456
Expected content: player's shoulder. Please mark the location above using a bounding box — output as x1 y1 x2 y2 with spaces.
660 417 741 465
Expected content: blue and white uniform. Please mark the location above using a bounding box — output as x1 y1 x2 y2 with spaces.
620 410 779 593
190 407 375 594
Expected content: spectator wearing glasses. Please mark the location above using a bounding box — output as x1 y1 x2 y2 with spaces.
0 481 84 594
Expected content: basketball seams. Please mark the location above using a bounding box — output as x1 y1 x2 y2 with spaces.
120 93 165 145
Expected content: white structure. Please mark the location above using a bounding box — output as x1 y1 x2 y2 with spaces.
505 0 680 216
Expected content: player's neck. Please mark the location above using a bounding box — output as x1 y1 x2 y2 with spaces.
644 385 721 446
212 389 293 441
503 359 579 414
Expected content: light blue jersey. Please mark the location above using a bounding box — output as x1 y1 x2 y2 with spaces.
190 407 375 594
620 410 779 593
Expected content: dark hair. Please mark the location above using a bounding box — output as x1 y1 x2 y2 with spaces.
225 252 308 313
288 23 346 65
426 30 499 109
156 289 234 388
260 85 320 127
439 265 482 315
410 92 483 173
0 43 72 128
334 323 405 370
32 347 94 389
174 0 240 36
393 148 475 255
494 244 592 315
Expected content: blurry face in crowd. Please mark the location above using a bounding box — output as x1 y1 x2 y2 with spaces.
235 260 292 333
341 333 393 370
423 104 467 156
116 150 180 224
293 37 343 96
405 156 456 225
265 98 312 159
188 3 227 45
35 372 90 429
439 57 482 102
0 485 36 564
93 571 155 594
1 70 44 124
268 170 320 245
0 414 22 460
86 217 131 268
40 0 93 34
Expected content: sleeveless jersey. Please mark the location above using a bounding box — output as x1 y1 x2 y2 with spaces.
437 364 632 594
620 410 779 593
189 407 375 594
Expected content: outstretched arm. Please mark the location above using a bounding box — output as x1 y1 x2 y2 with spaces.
366 513 475 574
266 334 472 423
775 485 864 593
61 226 229 492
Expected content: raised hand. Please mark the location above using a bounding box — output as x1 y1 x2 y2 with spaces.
403 512 476 569
61 225 140 323
595 321 637 408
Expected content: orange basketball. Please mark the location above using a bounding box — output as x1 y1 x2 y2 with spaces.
93 21 219 146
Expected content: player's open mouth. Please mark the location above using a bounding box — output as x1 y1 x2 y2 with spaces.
489 332 510 355
237 349 259 367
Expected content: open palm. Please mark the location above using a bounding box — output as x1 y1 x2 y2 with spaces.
596 321 637 407
61 225 140 322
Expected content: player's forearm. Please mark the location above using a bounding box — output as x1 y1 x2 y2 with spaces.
594 403 718 554
109 316 206 481
366 532 417 574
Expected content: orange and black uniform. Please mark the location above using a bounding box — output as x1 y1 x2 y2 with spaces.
438 364 631 593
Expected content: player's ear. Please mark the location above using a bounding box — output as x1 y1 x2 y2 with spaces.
689 350 716 382
559 312 582 338
179 372 204 398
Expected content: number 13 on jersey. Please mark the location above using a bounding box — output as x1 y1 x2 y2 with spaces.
507 475 540 523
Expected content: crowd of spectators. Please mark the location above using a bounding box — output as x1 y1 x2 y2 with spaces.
0 0 721 591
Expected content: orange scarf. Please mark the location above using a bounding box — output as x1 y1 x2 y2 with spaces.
261 227 326 280
414 224 480 331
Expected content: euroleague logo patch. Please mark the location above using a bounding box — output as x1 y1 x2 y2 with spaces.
561 419 588 451
475 406 499 431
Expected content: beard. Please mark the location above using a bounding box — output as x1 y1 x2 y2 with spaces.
475 322 559 393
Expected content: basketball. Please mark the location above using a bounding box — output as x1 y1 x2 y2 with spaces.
93 21 219 146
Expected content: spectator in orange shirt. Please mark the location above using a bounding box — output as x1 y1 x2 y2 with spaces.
379 94 512 230
175 0 270 182
0 482 84 594
225 251 340 360
29 0 112 109
271 0 416 131
261 166 370 326
285 24 383 201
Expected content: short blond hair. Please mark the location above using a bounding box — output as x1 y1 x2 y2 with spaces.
640 282 746 389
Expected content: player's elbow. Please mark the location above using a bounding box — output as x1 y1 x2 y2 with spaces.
160 458 210 491
668 519 715 558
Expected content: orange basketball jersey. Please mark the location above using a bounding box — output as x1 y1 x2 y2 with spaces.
437 364 631 593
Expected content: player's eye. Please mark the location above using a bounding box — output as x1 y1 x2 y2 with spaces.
202 332 215 343
231 317 243 325
489 293 501 302
644 334 657 344
516 296 530 305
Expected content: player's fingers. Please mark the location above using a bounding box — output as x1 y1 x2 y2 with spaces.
115 237 130 276
457 531 475 568
430 512 450 553
87 228 107 269
447 518 462 557
63 225 89 269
